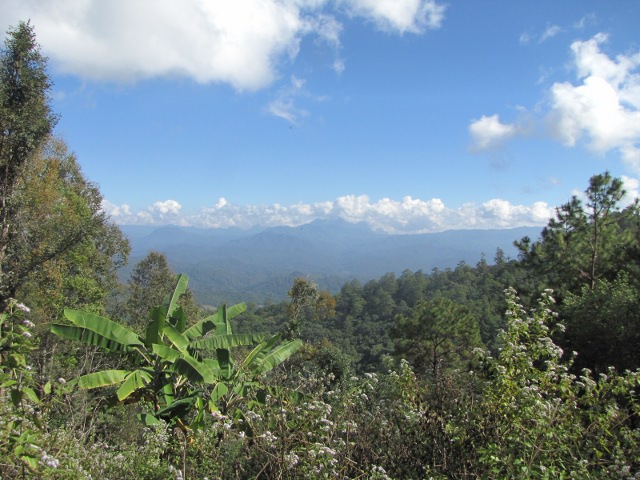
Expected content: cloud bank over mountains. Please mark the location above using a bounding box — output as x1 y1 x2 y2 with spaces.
102 195 554 234
0 0 444 90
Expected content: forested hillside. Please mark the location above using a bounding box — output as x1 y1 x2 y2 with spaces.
120 221 541 305
2 23 640 479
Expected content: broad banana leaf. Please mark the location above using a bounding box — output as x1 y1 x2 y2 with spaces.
52 310 143 353
216 348 233 380
163 274 188 326
202 358 229 379
169 306 187 333
163 324 189 355
145 305 166 346
210 382 229 403
161 382 175 406
190 333 265 350
233 380 258 397
151 342 218 384
241 334 282 371
137 413 162 426
77 370 129 389
183 312 219 341
174 355 217 384
116 369 153 401
250 339 303 374
155 396 197 421
151 343 181 363
184 302 247 340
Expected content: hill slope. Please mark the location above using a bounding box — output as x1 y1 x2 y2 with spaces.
119 220 540 304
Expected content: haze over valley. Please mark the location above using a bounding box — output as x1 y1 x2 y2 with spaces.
121 221 541 303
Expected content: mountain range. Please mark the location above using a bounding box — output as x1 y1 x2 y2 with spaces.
119 220 541 305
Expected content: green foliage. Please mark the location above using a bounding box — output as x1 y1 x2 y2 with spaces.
563 274 640 373
284 277 336 340
121 251 199 331
475 288 640 478
50 274 303 431
392 297 483 381
8 136 130 320
516 171 640 296
0 299 57 476
0 22 57 307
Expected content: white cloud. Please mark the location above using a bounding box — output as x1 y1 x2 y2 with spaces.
473 33 640 169
333 58 346 75
102 199 185 225
519 32 532 45
540 24 562 43
0 0 445 90
150 200 182 216
102 195 552 233
341 0 445 34
469 114 518 151
267 75 310 123
519 24 561 46
621 175 640 206
548 33 640 171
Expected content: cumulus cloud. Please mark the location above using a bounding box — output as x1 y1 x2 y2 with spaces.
102 199 186 225
0 0 444 90
621 175 640 206
102 195 553 233
469 114 518 151
473 33 640 168
548 33 640 171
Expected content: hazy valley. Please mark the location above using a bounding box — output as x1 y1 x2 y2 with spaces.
120 220 541 304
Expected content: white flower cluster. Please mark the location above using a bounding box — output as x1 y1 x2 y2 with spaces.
41 451 60 469
168 464 184 480
258 430 278 442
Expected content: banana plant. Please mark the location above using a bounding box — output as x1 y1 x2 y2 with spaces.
50 274 303 428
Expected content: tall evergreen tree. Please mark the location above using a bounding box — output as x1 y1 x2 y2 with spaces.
392 297 482 382
516 172 640 297
0 22 57 307
123 251 199 331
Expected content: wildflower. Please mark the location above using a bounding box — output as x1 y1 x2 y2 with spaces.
258 431 277 442
284 452 299 468
22 319 35 328
16 302 31 313
211 410 227 421
57 377 66 384
41 452 59 469
22 331 33 338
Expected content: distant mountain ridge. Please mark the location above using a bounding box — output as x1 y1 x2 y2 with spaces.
119 220 541 304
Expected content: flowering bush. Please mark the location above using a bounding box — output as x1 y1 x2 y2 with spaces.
0 299 57 476
476 288 640 478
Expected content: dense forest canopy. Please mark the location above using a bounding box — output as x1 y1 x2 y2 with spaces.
1 22 639 479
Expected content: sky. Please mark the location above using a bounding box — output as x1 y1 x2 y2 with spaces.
1 0 639 234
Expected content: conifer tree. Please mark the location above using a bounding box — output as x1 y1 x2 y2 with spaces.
0 22 57 307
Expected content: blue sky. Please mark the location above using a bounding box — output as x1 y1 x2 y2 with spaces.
2 1 639 233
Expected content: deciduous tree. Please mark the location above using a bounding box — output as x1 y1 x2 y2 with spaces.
10 137 129 319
